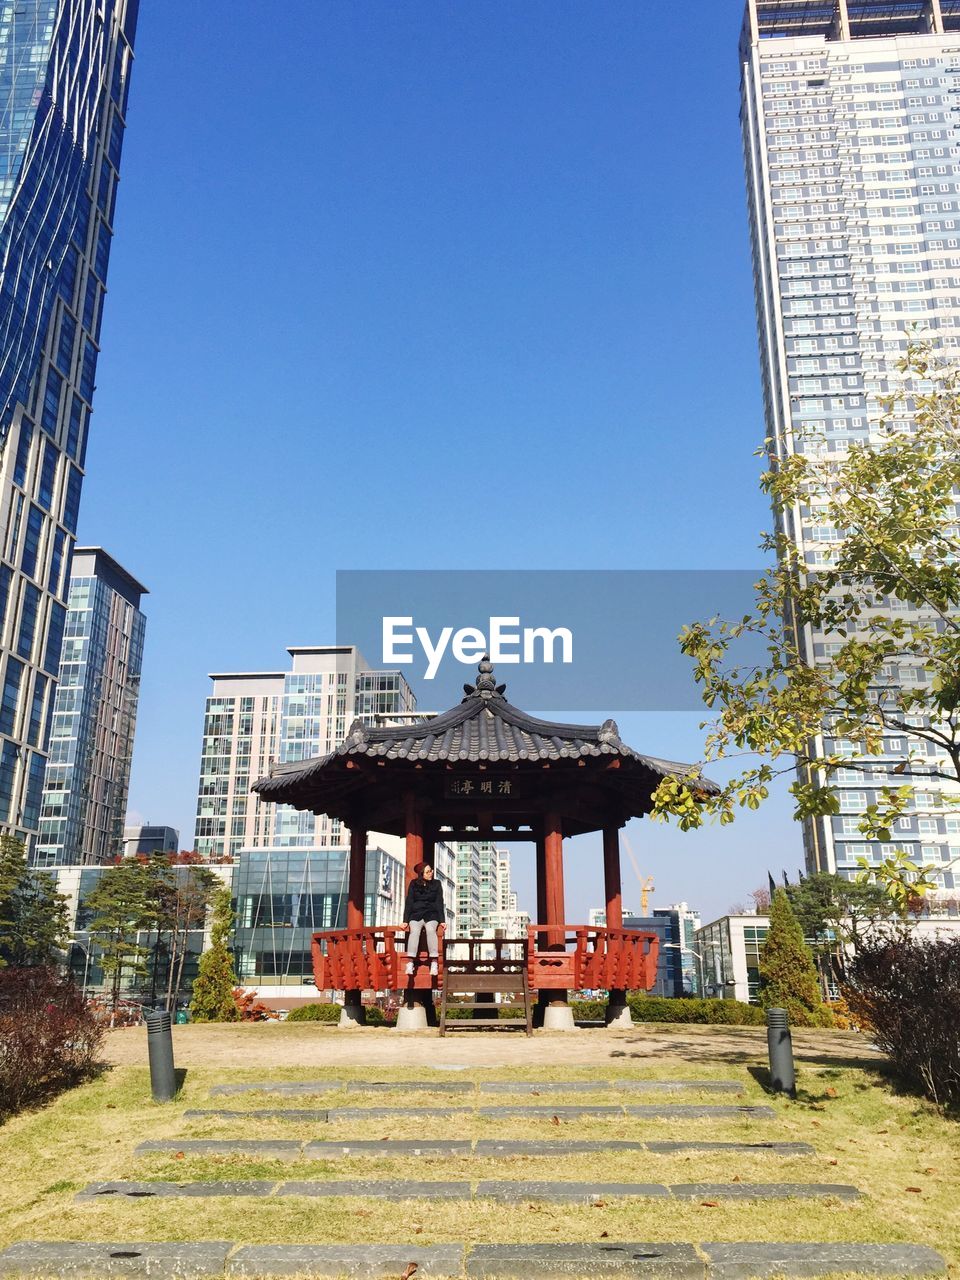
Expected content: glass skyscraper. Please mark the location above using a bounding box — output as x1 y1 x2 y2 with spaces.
35 546 146 867
0 1 138 852
741 0 960 885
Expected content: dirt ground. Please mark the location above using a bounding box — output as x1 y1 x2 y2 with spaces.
103 1020 884 1071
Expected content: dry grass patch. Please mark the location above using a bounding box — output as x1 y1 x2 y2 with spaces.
0 1029 954 1269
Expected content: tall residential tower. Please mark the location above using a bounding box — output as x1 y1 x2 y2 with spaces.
0 2 138 851
35 547 146 867
741 0 960 884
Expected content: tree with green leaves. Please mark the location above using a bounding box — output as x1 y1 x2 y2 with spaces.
0 834 69 967
652 343 960 903
758 890 831 1026
84 858 156 1014
190 887 239 1022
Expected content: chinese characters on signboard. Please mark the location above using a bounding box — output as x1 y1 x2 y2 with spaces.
445 777 516 799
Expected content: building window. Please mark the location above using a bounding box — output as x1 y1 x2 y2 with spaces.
20 506 43 579
16 584 41 660
0 659 24 736
62 466 82 534
41 368 63 434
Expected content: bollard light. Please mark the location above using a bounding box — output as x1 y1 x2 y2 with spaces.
144 1010 176 1102
766 1006 796 1098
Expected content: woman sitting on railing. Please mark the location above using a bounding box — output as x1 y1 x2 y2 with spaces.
402 861 445 977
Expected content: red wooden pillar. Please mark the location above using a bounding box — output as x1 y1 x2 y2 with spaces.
347 825 367 931
543 810 565 949
602 826 623 930
345 824 367 1016
404 791 423 889
535 830 547 941
602 824 627 1015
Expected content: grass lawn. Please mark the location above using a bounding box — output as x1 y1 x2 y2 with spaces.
0 1024 956 1274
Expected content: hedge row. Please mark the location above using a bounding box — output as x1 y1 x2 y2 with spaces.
285 1002 341 1022
286 996 766 1026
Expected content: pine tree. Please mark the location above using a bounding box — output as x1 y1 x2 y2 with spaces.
0 834 69 967
84 859 156 1012
758 889 831 1027
190 887 239 1022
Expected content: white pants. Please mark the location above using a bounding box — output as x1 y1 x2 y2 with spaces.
406 919 439 958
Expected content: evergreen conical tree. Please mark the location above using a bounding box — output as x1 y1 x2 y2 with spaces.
0 834 70 967
758 889 831 1027
190 887 239 1022
85 858 156 1011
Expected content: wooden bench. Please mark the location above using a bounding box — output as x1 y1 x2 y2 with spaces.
439 936 533 1036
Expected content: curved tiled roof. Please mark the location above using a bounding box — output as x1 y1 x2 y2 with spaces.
254 658 716 810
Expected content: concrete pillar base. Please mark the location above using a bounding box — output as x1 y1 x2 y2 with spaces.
339 1004 366 1028
542 1004 576 1032
605 1003 634 1029
395 1003 428 1031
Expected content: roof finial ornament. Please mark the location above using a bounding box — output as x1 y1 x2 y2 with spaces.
344 717 368 745
462 654 507 701
598 718 621 746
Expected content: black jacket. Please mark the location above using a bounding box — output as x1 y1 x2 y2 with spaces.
403 876 445 924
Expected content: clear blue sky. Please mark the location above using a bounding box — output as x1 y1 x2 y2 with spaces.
78 0 800 922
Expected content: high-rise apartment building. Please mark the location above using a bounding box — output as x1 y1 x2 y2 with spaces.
34 547 146 867
449 839 522 936
194 646 417 859
0 2 138 851
192 646 453 1001
741 0 960 883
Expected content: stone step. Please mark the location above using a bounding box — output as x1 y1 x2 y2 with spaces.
185 1109 330 1122
76 1180 861 1202
467 1242 946 1278
206 1079 744 1098
309 1138 815 1158
0 1241 945 1278
184 1103 774 1122
479 1081 745 1095
136 1137 813 1160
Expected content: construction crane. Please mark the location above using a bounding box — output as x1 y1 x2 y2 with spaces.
621 831 654 915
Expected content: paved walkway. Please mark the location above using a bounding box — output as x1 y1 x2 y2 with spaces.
100 1022 882 1071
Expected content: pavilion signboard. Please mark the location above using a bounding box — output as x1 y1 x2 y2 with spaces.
444 777 517 800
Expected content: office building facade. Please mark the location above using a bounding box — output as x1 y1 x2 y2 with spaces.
194 646 416 860
123 824 179 857
0 2 138 851
448 839 522 936
191 646 428 1001
741 0 960 882
35 547 146 866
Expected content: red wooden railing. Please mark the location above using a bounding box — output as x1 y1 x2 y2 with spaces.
311 924 658 995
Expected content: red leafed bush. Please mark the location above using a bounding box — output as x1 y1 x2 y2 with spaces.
231 987 279 1021
0 967 104 1118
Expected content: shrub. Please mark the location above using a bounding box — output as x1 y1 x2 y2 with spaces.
190 889 239 1023
626 995 765 1025
758 889 833 1027
364 1006 397 1026
0 967 103 1118
844 936 960 1105
285 1003 341 1023
231 988 278 1021
443 1003 524 1020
